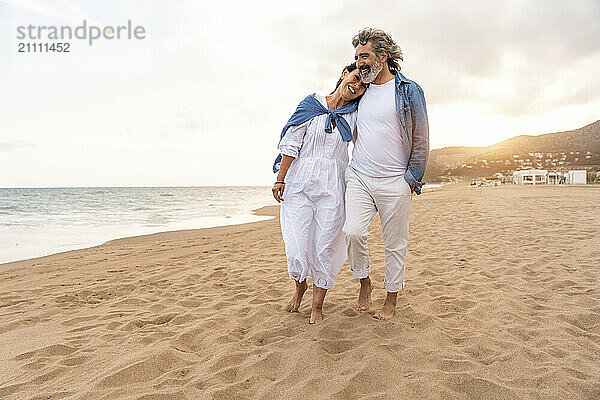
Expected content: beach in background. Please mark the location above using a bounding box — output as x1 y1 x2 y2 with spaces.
1 183 599 399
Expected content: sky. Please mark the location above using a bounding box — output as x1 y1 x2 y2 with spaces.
0 0 599 187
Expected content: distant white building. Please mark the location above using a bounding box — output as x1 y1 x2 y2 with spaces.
512 169 587 185
548 172 565 185
566 170 587 185
512 169 548 185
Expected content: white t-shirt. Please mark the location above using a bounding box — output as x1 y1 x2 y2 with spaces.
350 78 409 177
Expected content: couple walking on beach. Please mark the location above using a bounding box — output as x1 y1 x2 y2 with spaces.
272 28 429 324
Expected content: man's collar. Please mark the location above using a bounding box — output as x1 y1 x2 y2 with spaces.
393 70 411 84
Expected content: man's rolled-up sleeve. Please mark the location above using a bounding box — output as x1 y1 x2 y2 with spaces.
404 84 429 195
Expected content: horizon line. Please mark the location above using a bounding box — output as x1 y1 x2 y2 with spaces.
0 185 274 189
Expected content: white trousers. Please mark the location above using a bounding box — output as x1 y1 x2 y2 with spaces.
343 166 412 292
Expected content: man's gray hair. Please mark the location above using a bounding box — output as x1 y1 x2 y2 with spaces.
352 27 403 71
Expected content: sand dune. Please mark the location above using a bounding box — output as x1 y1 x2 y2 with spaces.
1 184 599 399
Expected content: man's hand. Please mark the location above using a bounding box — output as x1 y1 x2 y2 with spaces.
272 182 285 202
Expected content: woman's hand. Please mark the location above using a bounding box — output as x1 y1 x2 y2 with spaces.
272 182 285 202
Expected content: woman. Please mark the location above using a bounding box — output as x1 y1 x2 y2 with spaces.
272 63 366 324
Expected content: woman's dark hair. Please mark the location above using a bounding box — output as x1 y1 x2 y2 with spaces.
330 62 358 94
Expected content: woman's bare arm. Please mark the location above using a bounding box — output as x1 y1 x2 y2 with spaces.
272 155 295 202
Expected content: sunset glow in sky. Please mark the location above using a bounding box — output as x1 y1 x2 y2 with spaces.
1 0 599 187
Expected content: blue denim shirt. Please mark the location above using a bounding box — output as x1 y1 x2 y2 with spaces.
393 71 429 195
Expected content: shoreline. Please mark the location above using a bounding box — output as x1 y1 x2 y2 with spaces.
0 206 279 268
1 183 447 267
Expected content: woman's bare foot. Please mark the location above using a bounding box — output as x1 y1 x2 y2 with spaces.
309 306 323 324
373 291 397 320
356 277 373 311
309 285 327 324
285 280 307 312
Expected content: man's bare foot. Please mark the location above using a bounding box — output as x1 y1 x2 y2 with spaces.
310 286 327 324
356 277 373 311
285 280 307 312
373 291 397 320
309 306 323 324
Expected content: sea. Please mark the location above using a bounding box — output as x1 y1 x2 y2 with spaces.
0 186 278 264
0 184 443 264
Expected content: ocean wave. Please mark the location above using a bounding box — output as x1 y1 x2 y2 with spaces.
0 186 278 263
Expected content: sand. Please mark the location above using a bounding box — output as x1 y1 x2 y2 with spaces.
1 184 599 399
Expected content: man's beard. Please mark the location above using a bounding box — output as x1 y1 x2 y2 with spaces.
359 58 383 84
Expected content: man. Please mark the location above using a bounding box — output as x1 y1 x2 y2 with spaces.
343 27 429 320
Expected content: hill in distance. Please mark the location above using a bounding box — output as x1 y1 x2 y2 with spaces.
425 120 600 181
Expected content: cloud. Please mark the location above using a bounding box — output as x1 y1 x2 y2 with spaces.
1 0 90 23
267 0 600 118
1 0 599 186
0 141 31 152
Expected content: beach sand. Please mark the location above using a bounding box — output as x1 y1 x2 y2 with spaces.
1 184 599 399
